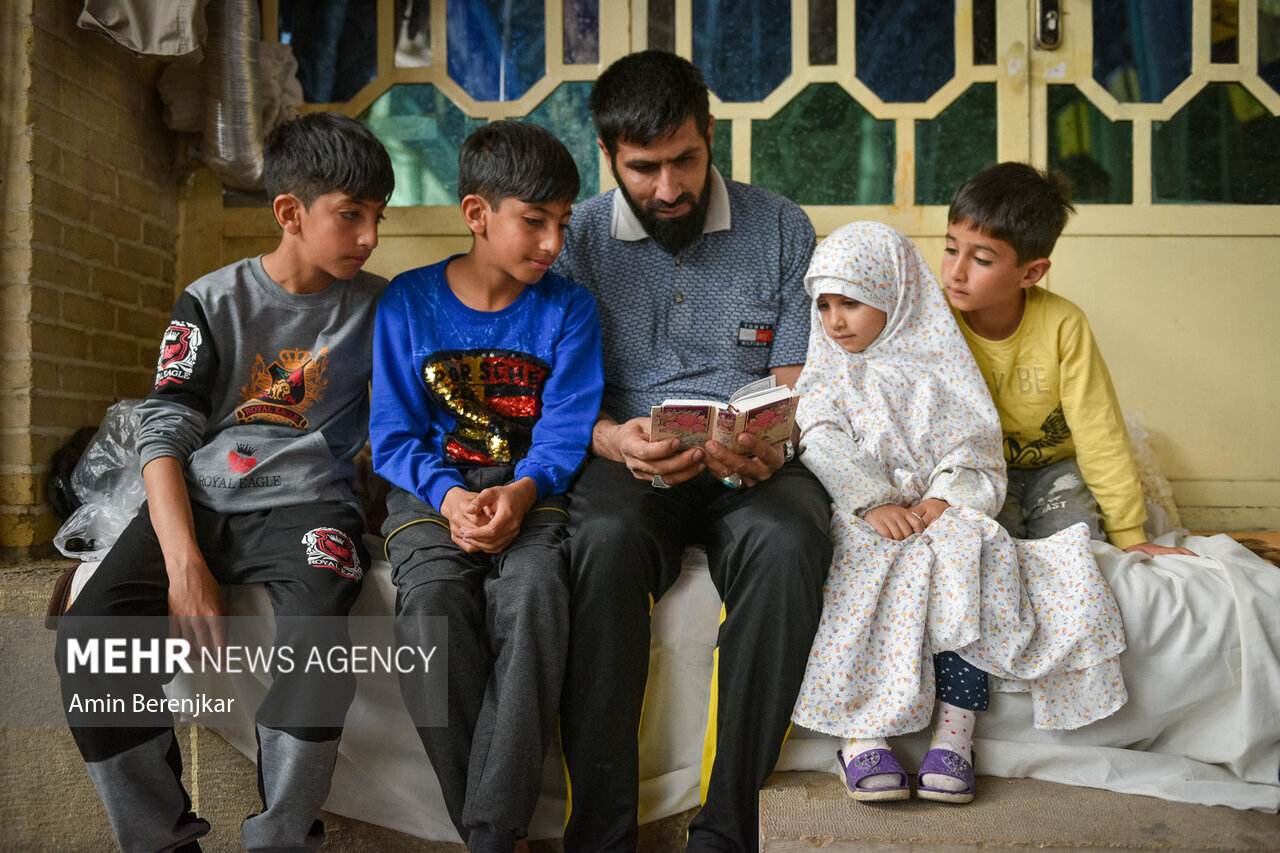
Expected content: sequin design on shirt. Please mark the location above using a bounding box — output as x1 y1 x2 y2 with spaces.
422 349 551 467
235 348 329 429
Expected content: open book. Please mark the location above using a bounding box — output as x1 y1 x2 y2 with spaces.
649 376 798 454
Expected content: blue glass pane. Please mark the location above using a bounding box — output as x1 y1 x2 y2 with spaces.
915 84 996 206
856 0 953 102
752 84 894 205
1261 3 1280 92
1153 83 1280 203
521 83 599 202
692 0 791 102
563 0 599 64
358 84 487 207
447 0 545 101
711 118 732 181
1048 86 1132 204
279 0 378 103
1093 0 1191 103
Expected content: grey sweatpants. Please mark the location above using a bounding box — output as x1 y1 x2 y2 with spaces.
383 470 569 853
996 457 1104 540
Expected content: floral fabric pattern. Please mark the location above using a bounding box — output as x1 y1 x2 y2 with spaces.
791 222 1127 737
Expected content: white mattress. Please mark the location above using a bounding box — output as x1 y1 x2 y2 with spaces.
71 530 1279 841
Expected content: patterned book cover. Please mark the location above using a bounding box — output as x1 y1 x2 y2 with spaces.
650 402 717 449
651 386 797 454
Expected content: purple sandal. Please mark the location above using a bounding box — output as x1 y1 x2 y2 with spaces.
916 747 976 803
837 748 910 801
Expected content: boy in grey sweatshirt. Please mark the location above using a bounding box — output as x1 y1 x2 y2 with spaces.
56 113 394 852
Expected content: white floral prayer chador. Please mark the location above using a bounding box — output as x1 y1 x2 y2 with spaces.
791 221 1127 738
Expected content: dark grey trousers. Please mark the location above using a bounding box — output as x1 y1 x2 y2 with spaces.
997 457 1104 540
383 470 569 853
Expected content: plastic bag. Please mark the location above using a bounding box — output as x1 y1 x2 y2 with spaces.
53 400 146 561
1125 410 1182 530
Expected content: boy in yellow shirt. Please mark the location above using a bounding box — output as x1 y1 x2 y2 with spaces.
942 162 1192 558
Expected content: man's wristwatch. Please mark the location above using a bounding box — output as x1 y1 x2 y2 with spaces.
783 439 796 463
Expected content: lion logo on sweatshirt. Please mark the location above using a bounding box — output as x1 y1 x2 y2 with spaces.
155 321 203 388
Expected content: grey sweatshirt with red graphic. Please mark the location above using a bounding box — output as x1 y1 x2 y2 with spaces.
135 256 385 515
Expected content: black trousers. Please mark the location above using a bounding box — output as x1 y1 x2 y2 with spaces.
559 458 832 853
55 500 366 852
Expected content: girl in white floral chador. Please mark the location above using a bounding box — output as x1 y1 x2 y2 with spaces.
791 221 1127 804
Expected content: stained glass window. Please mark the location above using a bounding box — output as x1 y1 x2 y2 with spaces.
564 0 599 64
692 0 791 102
856 0 954 103
280 0 379 103
916 84 996 206
447 0 544 101
359 85 486 206
1261 0 1280 92
1048 86 1133 205
1093 0 1192 103
809 0 837 66
522 83 599 201
1153 83 1280 203
711 118 732 181
752 84 894 205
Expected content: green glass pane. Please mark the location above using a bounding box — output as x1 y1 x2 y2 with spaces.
915 84 996 206
522 83 599 202
358 84 486 207
1047 86 1133 204
752 84 894 205
711 118 732 181
1152 83 1280 203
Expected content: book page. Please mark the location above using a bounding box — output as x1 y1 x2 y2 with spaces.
727 375 777 406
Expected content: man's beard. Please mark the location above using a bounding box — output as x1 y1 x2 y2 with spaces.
615 165 713 255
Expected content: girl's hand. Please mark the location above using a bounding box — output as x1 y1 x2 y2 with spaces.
906 498 950 527
864 504 925 540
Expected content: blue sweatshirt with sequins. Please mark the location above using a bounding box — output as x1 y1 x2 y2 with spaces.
370 257 604 511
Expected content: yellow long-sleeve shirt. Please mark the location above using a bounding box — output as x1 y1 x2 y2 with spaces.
953 287 1147 548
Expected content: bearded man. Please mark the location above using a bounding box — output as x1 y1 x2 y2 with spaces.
551 50 833 853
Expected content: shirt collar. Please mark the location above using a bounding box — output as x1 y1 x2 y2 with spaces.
609 166 731 242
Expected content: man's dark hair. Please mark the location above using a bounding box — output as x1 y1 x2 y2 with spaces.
263 113 395 207
948 162 1076 264
590 50 712 154
457 121 580 206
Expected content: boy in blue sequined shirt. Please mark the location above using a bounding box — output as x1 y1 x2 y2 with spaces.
370 121 603 852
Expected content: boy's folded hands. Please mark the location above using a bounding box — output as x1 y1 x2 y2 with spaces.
440 479 539 554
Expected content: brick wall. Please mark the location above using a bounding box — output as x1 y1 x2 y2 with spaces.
1 1 180 548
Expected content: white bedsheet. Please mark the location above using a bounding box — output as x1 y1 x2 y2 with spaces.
142 531 1279 839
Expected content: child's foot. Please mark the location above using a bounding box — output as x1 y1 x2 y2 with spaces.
916 746 976 803
838 740 909 801
922 703 976 794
